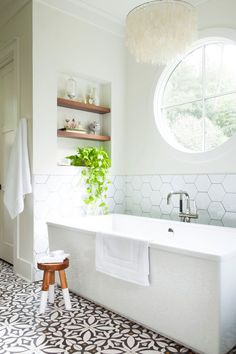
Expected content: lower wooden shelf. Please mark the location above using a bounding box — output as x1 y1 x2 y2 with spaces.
57 129 111 142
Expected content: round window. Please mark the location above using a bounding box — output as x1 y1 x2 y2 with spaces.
154 38 236 153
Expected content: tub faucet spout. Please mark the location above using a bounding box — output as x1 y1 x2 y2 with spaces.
167 190 189 213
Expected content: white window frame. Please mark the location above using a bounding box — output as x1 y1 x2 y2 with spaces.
154 36 236 154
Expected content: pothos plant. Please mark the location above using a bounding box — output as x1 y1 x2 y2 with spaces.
67 146 111 214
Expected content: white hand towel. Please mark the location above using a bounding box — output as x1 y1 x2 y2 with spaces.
37 253 70 264
96 232 149 286
4 118 32 219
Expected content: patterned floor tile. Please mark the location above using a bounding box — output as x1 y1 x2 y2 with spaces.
0 260 235 354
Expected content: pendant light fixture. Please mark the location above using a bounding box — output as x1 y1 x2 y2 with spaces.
126 0 197 65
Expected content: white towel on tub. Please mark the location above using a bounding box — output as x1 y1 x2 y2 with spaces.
96 232 150 286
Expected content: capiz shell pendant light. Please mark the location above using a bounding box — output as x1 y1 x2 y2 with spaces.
126 0 197 65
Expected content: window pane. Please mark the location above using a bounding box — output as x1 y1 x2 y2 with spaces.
156 39 236 154
163 102 203 152
163 47 202 107
205 43 236 96
205 93 236 151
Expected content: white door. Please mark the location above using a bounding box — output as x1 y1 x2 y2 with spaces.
0 58 17 264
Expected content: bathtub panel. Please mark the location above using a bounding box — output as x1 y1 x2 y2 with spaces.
220 258 236 354
48 224 223 354
148 249 220 354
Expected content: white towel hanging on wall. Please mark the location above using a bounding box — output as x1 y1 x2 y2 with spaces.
4 118 32 219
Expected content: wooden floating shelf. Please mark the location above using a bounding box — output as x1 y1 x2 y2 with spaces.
57 129 111 142
57 97 110 114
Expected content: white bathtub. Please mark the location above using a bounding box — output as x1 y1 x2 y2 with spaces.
47 214 236 354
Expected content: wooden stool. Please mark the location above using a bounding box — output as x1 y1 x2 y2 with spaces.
37 258 71 313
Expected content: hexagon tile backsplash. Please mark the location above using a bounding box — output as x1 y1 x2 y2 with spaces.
125 174 236 227
33 172 236 279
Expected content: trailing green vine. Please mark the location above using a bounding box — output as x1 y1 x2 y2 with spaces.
67 146 111 214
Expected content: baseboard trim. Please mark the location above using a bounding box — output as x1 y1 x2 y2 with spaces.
14 258 33 282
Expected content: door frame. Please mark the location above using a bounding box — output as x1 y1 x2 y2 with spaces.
0 38 32 280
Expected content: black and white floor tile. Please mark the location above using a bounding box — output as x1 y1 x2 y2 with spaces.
0 260 235 354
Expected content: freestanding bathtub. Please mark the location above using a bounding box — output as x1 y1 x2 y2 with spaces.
47 214 236 354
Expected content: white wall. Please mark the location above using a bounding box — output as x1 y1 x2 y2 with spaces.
0 1 33 280
32 0 127 279
33 0 126 176
125 0 236 175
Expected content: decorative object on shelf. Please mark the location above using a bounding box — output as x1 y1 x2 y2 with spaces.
66 146 111 214
64 119 70 129
63 119 87 133
77 121 86 131
88 121 101 135
66 77 77 99
78 121 82 129
93 87 100 106
86 87 100 105
66 128 87 134
83 95 88 104
126 0 197 65
95 121 101 135
88 87 94 105
87 87 100 106
69 118 77 129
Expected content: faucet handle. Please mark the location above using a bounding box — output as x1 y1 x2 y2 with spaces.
179 200 198 222
192 200 197 214
188 200 198 219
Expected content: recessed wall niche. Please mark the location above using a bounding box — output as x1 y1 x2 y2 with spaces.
57 73 111 166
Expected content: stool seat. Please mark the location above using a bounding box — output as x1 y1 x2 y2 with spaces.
37 258 71 314
37 258 69 271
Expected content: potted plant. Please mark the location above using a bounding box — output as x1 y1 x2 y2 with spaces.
67 146 111 214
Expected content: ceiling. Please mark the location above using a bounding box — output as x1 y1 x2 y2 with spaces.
73 0 207 24
0 0 208 35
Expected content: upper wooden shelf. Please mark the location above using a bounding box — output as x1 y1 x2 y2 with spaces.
57 98 110 114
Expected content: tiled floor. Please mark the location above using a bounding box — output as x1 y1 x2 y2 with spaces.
0 260 235 354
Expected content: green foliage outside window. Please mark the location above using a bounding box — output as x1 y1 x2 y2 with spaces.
160 42 236 152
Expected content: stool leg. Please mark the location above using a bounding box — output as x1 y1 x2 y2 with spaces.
48 271 55 304
39 271 50 314
59 270 71 310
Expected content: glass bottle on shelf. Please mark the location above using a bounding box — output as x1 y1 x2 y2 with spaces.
93 87 100 106
88 87 94 105
66 77 77 99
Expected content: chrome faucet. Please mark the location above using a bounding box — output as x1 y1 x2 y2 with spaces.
167 190 198 223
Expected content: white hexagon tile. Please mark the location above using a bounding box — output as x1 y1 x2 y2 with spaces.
141 183 152 197
223 193 236 212
223 175 236 193
151 175 162 190
208 202 225 220
150 190 162 206
141 198 152 213
208 184 225 202
150 205 161 218
195 175 211 192
195 192 211 210
171 175 185 190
